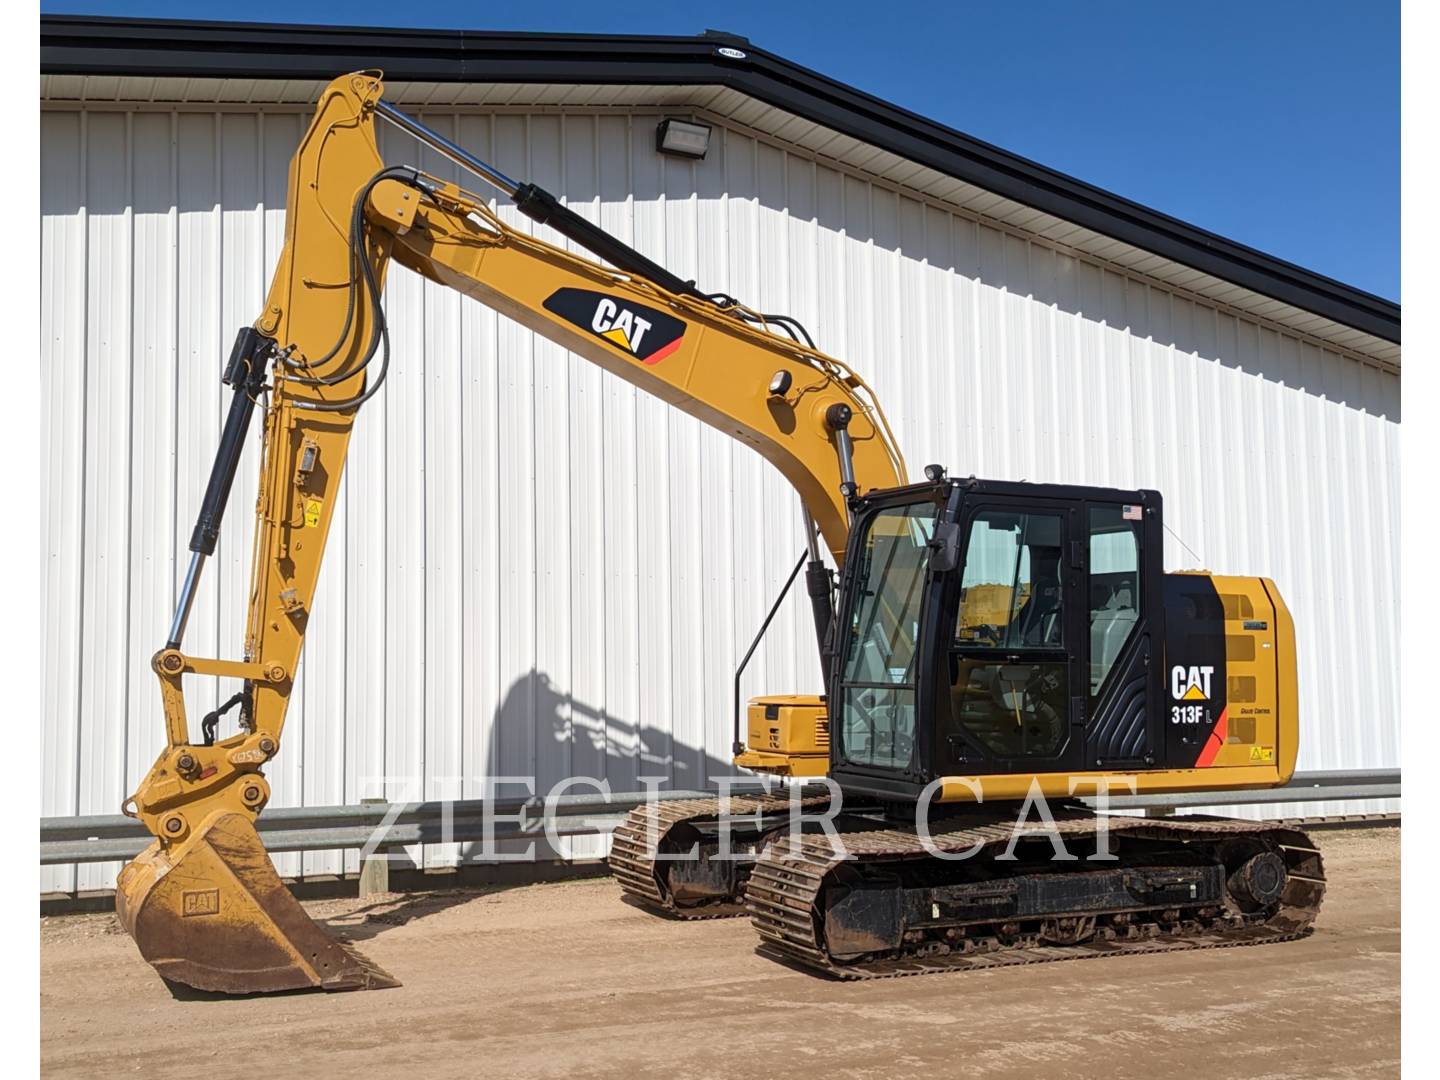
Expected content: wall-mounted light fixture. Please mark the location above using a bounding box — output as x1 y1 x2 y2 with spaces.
655 118 712 159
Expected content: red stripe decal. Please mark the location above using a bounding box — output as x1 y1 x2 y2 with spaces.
642 335 684 365
1195 706 1228 768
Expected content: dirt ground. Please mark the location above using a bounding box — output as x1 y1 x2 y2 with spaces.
41 827 1399 1080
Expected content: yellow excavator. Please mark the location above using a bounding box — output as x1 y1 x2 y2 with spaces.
115 72 1324 992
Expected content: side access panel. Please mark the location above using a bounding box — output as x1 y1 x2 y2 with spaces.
1162 573 1291 771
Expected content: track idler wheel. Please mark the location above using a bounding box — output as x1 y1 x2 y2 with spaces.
116 811 399 994
1227 851 1288 911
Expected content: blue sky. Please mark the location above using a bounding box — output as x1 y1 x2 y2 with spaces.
43 1 1400 300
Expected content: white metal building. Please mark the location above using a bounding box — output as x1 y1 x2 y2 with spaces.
39 17 1401 894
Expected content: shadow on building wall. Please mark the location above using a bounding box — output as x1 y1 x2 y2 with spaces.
484 669 744 795
461 668 756 865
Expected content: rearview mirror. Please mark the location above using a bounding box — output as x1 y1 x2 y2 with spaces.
928 520 963 573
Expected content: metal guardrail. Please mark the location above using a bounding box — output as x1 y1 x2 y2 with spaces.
40 769 1399 866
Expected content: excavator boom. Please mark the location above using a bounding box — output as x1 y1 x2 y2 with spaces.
116 72 903 994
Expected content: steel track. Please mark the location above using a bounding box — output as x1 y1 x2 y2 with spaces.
745 811 1325 979
610 794 836 919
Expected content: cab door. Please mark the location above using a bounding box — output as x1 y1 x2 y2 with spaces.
1081 500 1163 768
940 497 1086 775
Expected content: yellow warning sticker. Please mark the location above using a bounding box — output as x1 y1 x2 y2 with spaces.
1249 746 1274 762
303 497 323 528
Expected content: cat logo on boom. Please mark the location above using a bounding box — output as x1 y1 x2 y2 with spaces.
542 287 687 364
591 299 651 354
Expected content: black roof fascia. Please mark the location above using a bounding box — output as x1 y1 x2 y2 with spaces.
40 14 1400 345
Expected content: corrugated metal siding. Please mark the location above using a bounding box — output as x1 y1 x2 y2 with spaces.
39 105 1400 893
41 76 1402 373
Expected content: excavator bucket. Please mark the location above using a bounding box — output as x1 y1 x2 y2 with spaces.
116 811 399 994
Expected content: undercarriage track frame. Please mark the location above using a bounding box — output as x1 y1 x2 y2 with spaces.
744 811 1325 978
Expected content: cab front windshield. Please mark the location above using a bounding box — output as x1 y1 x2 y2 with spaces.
837 501 938 770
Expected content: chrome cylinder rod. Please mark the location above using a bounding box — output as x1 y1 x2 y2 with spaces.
166 551 206 650
836 429 857 487
825 403 858 511
835 427 857 499
373 99 520 197
800 503 824 563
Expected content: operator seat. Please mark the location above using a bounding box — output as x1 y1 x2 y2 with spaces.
1014 545 1063 646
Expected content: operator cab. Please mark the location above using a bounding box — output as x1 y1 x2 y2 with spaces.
828 475 1168 801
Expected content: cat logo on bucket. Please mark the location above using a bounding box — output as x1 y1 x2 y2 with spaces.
542 287 686 364
1171 665 1214 701
182 888 221 917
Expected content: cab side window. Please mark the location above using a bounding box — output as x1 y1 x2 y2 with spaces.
1088 505 1142 698
955 512 1065 648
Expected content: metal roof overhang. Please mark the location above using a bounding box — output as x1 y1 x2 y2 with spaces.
40 15 1400 367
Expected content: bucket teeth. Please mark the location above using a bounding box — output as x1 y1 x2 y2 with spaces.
116 811 400 994
329 941 402 991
